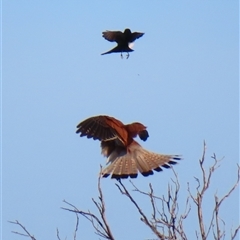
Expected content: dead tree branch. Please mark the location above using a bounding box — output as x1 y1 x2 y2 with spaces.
115 168 190 240
115 179 166 240
9 220 37 240
62 171 115 240
56 209 79 240
188 141 240 240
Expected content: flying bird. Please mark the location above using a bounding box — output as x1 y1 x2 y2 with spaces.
101 28 144 59
76 115 181 179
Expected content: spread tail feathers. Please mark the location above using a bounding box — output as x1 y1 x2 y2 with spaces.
101 46 134 55
100 142 181 179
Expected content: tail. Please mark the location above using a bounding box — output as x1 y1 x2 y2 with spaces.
100 142 181 179
101 46 134 55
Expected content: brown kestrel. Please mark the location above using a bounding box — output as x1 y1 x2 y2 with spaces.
101 28 144 59
76 115 181 179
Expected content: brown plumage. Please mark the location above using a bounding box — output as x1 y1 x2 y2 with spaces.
76 115 181 179
101 28 144 58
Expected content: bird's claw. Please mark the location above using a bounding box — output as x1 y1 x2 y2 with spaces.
126 53 130 59
121 53 123 59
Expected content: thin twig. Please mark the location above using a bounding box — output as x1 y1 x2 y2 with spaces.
62 169 115 240
9 220 36 240
231 225 240 239
115 179 165 240
188 142 240 240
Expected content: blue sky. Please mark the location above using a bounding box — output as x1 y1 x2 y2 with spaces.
2 1 239 239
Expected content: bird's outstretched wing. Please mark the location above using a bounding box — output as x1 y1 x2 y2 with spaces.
129 32 144 42
76 115 126 143
102 31 124 43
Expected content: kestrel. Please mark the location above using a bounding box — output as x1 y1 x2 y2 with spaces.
101 28 144 59
76 115 181 179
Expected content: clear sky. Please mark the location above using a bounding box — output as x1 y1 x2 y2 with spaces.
2 1 239 239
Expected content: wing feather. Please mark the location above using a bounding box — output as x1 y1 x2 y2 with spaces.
76 116 120 141
102 31 124 43
129 32 144 42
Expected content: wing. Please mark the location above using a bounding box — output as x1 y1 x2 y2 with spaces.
129 32 144 43
102 31 124 43
76 115 125 142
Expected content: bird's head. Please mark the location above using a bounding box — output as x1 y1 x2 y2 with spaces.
124 28 131 34
125 122 148 141
138 129 149 141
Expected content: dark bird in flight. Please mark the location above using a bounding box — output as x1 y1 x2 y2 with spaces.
101 28 144 59
76 115 181 179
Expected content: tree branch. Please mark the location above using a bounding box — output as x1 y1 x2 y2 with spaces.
187 142 239 240
115 179 166 240
62 169 115 240
9 220 37 240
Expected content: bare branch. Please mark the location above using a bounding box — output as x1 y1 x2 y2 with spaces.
188 142 239 240
56 210 78 240
9 220 37 240
73 212 79 240
115 167 190 240
188 142 218 240
216 164 240 208
62 201 109 238
56 228 61 240
214 164 240 240
62 170 115 240
232 225 240 239
115 179 165 240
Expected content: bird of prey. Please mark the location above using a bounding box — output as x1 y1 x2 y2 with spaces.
76 115 181 179
101 28 144 59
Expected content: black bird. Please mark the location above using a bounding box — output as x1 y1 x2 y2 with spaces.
101 28 144 59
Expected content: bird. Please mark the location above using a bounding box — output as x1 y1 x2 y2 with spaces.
76 115 181 179
101 28 144 59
